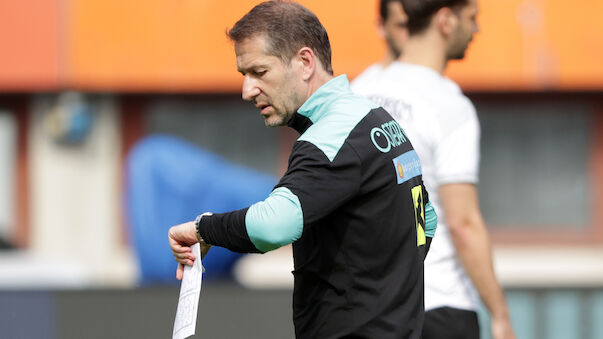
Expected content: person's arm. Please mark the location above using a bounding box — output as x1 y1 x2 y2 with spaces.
439 183 515 339
424 200 437 254
169 140 361 278
168 187 307 279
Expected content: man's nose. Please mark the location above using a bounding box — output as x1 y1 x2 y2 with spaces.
242 76 260 102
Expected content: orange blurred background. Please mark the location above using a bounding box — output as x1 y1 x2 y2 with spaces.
1 0 602 92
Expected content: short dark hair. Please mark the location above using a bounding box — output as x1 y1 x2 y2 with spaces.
379 0 400 21
227 1 333 75
401 0 468 35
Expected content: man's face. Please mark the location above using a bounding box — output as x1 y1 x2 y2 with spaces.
380 1 408 58
235 35 304 127
447 0 479 60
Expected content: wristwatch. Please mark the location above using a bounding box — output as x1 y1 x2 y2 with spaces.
194 212 213 243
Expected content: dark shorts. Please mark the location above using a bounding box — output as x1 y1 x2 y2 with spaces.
422 306 480 339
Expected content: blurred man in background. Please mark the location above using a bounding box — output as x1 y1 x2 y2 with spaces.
351 0 408 95
353 0 516 338
168 1 436 338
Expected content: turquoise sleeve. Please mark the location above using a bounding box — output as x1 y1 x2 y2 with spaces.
245 187 304 252
425 201 437 238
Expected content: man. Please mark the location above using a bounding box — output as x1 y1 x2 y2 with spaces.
351 0 408 95
168 1 437 338
353 0 516 338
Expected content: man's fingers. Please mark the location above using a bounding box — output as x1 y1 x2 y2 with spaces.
171 247 194 257
168 222 199 246
173 251 195 262
172 245 191 253
168 235 192 252
176 263 184 280
170 223 202 281
176 259 196 280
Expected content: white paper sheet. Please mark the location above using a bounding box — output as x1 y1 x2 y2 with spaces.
173 243 203 339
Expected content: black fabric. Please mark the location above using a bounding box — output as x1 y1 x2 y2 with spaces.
426 236 433 254
422 307 480 339
195 88 431 338
277 141 361 225
198 208 261 253
276 107 430 339
288 112 314 134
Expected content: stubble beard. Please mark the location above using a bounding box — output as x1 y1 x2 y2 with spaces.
263 110 291 127
448 48 466 61
386 35 402 60
447 30 472 61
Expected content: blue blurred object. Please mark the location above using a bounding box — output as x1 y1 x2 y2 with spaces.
59 98 93 144
126 135 277 284
47 92 94 144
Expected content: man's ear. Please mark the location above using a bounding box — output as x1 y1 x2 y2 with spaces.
377 18 386 39
435 7 458 37
296 47 316 81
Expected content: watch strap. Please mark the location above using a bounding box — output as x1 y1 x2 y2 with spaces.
194 212 213 243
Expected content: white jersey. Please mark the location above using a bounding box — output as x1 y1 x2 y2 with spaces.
350 63 384 94
352 62 481 312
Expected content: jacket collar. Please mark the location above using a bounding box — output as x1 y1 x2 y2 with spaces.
289 75 350 134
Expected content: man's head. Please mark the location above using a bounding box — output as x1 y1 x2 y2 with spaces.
401 0 479 60
228 1 333 127
378 0 409 60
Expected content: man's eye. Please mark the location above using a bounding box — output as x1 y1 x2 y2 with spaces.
255 70 267 76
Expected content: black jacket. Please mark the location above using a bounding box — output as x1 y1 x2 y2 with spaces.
198 75 437 338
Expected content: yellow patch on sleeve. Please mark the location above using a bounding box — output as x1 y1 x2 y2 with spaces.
411 185 426 247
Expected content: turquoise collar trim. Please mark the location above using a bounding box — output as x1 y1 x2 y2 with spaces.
297 75 351 123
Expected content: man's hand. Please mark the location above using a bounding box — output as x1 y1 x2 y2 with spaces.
440 183 516 339
168 221 211 280
491 313 516 339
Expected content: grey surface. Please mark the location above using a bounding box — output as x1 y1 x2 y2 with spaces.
475 99 593 228
0 291 54 339
3 287 603 339
55 284 294 339
147 96 280 176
